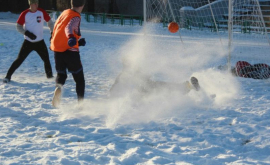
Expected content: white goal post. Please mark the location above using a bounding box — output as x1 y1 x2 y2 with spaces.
143 0 270 76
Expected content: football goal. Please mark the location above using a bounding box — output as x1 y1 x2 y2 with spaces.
143 0 270 76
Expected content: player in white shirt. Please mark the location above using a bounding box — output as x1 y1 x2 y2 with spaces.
3 0 54 83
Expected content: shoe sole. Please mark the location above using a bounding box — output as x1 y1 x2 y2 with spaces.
52 87 62 108
3 78 10 83
190 77 200 91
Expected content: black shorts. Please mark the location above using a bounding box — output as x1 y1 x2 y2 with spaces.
54 50 83 74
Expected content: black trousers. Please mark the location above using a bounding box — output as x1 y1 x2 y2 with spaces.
54 50 85 100
5 39 53 79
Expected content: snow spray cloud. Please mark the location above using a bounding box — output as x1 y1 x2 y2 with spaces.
64 26 241 128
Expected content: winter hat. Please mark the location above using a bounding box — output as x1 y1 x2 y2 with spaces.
71 0 85 7
28 0 39 5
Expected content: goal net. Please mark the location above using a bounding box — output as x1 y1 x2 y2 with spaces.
144 0 270 78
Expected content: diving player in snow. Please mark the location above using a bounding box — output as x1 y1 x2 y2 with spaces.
110 60 200 98
110 72 200 97
3 0 54 83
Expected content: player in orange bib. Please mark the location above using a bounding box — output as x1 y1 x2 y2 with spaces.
50 0 86 108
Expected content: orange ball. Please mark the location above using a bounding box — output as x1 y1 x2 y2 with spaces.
168 22 179 33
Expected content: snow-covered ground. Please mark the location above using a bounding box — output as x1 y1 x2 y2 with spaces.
0 11 270 165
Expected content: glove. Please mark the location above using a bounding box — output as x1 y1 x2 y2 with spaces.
25 30 36 40
78 38 86 46
68 37 77 47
